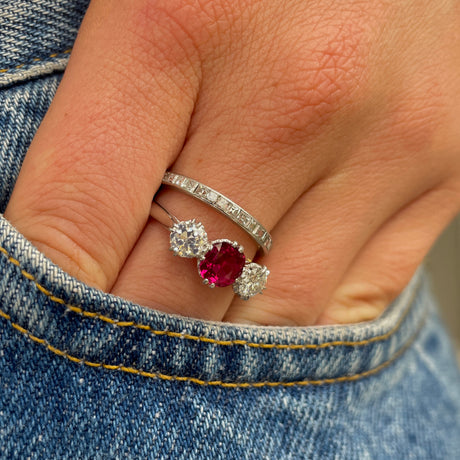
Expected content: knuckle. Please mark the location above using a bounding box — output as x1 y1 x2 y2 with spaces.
30 178 112 244
124 0 217 60
247 16 369 145
13 206 110 290
327 282 390 324
114 0 209 97
122 0 255 77
30 227 109 291
379 70 454 168
16 168 130 289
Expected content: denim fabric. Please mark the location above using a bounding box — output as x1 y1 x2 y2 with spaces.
1 1 460 459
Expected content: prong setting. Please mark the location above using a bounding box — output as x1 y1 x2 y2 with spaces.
169 220 211 259
166 217 269 299
233 263 269 300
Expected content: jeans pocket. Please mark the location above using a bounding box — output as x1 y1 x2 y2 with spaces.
0 214 429 387
2 214 460 460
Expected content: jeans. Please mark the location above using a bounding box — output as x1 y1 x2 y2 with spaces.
1 1 460 458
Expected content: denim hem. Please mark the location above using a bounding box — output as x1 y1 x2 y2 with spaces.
0 49 71 88
0 215 430 386
0 0 88 73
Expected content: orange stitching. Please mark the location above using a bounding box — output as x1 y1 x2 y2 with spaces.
0 49 72 74
0 306 426 387
0 244 419 350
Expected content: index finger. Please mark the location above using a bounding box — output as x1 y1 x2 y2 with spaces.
4 0 200 290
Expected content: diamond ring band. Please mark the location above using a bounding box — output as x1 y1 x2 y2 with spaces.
150 172 271 300
162 171 272 254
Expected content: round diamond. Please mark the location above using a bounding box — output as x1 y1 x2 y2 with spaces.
233 263 269 300
170 220 210 258
198 241 246 287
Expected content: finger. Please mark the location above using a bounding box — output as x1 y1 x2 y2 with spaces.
223 53 460 327
4 0 200 290
109 19 359 319
316 183 460 325
223 153 446 325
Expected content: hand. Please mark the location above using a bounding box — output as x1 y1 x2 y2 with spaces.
5 0 460 325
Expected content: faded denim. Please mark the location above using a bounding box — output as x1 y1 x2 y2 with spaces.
1 1 460 459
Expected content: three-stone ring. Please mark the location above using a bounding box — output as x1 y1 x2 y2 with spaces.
150 172 271 300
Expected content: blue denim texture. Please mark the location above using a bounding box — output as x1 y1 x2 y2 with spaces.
1 1 460 458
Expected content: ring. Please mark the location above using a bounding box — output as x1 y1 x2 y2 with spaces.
162 171 272 254
150 200 270 301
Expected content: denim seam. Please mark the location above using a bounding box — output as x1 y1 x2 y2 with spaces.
0 245 420 349
0 49 72 74
0 305 427 388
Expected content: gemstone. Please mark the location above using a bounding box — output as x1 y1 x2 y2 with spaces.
173 176 184 186
170 220 210 258
265 238 272 252
198 241 246 287
216 197 228 209
206 190 218 202
254 226 266 239
238 212 253 228
195 185 208 198
181 178 197 192
217 199 239 216
227 204 240 218
233 263 269 300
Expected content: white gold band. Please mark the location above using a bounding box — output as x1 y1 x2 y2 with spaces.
162 171 272 254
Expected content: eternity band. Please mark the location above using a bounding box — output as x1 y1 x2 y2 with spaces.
162 171 272 254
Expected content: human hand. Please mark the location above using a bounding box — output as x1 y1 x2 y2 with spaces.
5 0 460 325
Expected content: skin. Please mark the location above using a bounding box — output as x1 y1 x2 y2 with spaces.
4 0 460 326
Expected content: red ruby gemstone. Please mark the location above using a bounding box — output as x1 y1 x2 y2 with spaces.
199 241 246 287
